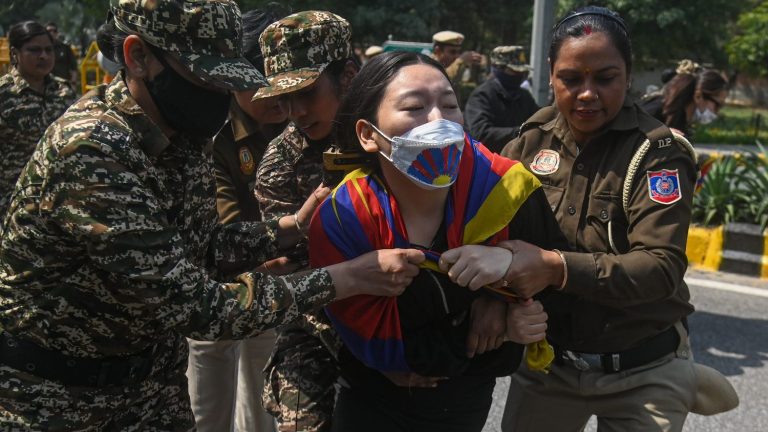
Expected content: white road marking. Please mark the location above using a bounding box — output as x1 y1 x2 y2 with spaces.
685 276 768 298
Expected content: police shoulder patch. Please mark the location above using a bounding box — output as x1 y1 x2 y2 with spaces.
647 169 681 204
530 149 560 175
239 146 255 175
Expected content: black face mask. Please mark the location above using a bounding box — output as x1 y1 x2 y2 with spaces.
492 67 526 92
144 53 231 138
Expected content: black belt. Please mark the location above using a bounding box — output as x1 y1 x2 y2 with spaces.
554 325 680 373
0 330 158 387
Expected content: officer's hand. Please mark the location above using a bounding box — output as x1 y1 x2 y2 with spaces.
460 50 482 65
505 298 548 344
328 248 425 300
439 245 513 290
466 296 507 358
488 240 564 298
295 184 331 235
380 371 446 388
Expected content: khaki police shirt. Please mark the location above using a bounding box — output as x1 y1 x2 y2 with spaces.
501 100 695 352
212 102 285 224
0 73 335 357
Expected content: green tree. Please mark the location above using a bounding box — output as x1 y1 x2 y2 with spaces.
726 1 768 77
557 0 753 68
237 0 533 55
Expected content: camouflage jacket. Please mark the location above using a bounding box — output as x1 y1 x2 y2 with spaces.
254 123 326 219
0 73 335 358
0 68 75 215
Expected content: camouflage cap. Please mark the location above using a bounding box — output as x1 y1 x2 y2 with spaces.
111 0 267 91
490 46 532 73
252 11 352 100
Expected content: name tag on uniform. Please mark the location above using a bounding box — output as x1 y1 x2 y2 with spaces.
647 169 681 204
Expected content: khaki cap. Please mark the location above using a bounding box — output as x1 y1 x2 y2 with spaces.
252 10 352 100
111 0 267 91
432 30 464 46
365 45 383 58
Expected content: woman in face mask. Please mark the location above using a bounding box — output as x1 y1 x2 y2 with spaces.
640 61 728 137
312 51 568 432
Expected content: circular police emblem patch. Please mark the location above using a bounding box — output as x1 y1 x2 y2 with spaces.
530 149 560 175
239 147 255 175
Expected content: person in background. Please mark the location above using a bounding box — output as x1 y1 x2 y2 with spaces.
0 1 421 429
45 22 79 87
185 8 287 432
464 45 539 153
0 20 75 222
431 30 483 108
252 11 360 432
639 59 729 137
499 7 736 431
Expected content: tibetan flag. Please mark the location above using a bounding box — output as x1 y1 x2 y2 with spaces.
310 135 545 373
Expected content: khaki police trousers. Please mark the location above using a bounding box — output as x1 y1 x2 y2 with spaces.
501 326 697 432
187 330 277 432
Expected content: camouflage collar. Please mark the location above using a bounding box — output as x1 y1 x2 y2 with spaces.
9 67 57 95
106 71 171 157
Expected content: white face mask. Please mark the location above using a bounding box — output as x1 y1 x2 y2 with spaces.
370 119 465 190
693 107 718 125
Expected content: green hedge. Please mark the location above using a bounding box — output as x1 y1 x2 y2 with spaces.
694 106 768 145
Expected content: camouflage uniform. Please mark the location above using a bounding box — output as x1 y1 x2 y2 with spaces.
253 11 351 432
0 1 338 430
0 67 75 220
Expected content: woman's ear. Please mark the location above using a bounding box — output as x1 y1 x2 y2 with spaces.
9 47 17 66
356 119 380 153
123 35 151 78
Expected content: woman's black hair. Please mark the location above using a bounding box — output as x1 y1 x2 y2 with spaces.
242 5 288 75
549 6 633 75
96 19 129 66
8 20 53 51
662 69 728 129
334 51 450 153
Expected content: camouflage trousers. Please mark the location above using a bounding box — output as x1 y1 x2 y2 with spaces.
0 334 194 431
263 312 341 432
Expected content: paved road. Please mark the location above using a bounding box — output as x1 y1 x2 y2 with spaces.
482 268 768 432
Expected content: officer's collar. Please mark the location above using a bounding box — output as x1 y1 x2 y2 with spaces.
107 71 171 157
9 67 56 95
229 99 262 142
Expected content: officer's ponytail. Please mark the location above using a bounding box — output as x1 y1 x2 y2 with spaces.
96 19 128 67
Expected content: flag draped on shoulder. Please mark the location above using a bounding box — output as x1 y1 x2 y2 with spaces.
309 135 550 373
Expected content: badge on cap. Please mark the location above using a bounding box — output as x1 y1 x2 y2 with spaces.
530 149 560 175
239 147 255 175
647 169 681 204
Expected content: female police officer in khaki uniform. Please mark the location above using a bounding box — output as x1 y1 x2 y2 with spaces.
0 1 423 430
495 6 713 432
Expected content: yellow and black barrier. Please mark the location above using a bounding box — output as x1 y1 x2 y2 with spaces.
687 223 768 279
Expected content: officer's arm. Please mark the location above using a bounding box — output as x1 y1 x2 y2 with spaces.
464 89 518 153
212 137 243 225
44 141 335 340
255 138 301 220
560 141 696 306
